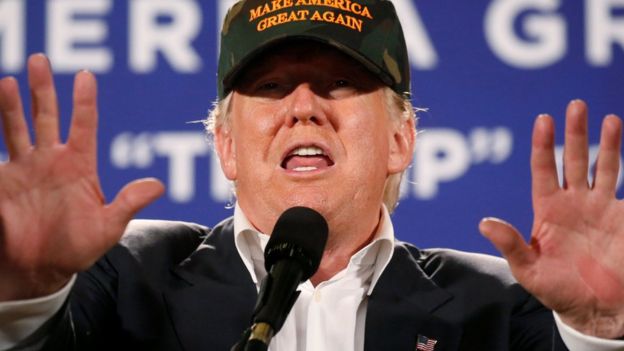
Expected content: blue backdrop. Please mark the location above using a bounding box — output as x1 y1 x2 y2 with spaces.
1 0 622 255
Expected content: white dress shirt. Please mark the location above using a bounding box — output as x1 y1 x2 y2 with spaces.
0 205 623 350
233 204 394 351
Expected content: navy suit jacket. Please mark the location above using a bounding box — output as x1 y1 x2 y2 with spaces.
15 218 568 351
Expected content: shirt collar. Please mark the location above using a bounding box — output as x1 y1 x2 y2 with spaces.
233 203 269 285
232 203 395 295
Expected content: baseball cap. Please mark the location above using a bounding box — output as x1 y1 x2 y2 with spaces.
217 0 410 99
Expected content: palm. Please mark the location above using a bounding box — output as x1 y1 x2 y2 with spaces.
526 189 624 315
0 55 163 299
481 100 624 338
2 145 106 269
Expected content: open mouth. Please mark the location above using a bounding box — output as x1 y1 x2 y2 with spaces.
281 145 335 172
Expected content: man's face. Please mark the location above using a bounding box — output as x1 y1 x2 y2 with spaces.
215 42 414 235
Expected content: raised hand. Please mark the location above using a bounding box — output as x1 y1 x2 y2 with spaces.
0 54 164 301
480 100 624 339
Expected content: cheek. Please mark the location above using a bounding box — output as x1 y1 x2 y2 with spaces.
346 126 388 155
339 126 391 199
229 100 286 174
233 99 286 137
338 104 391 160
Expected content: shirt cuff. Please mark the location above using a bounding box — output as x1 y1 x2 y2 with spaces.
554 311 624 351
0 275 76 350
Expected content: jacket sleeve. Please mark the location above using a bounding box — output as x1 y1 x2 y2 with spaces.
8 252 123 351
508 290 569 351
8 219 208 351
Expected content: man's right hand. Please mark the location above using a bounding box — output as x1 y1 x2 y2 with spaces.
0 54 164 301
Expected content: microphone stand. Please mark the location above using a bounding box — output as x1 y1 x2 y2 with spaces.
231 323 274 351
231 260 303 351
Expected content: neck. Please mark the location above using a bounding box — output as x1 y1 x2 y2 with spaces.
310 213 381 286
235 201 385 285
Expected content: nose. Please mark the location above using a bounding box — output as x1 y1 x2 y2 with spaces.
284 83 326 127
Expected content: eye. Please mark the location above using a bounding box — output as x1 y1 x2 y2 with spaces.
334 79 350 88
328 78 358 99
250 80 290 99
258 81 279 91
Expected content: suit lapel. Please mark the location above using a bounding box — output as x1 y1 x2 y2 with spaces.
365 244 461 351
163 219 258 351
163 223 463 350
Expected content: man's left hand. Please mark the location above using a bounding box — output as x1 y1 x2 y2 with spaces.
480 100 624 339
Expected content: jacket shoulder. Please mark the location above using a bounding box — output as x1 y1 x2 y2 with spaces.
112 219 211 269
402 243 517 288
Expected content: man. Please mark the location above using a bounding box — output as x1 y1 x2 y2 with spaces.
0 0 623 350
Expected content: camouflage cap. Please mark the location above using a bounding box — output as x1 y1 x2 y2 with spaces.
218 0 410 99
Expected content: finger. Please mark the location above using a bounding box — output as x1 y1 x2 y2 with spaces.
531 115 559 198
0 77 32 158
593 115 622 194
479 217 537 269
105 178 165 231
67 71 98 154
27 54 60 148
562 100 589 189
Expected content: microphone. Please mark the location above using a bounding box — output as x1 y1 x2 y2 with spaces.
236 206 328 351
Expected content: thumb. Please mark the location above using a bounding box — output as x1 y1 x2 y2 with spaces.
106 178 165 229
479 217 536 269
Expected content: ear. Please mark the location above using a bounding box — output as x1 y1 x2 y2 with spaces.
387 117 415 174
214 125 237 180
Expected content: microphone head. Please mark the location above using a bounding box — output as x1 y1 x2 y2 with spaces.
264 207 329 280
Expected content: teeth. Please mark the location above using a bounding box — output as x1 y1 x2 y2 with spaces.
293 166 318 172
289 146 325 156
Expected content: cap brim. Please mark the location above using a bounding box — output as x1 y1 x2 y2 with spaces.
222 33 394 95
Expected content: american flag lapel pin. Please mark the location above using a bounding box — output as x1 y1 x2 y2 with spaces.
416 334 438 351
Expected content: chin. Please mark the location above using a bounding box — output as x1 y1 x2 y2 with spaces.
278 189 332 214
